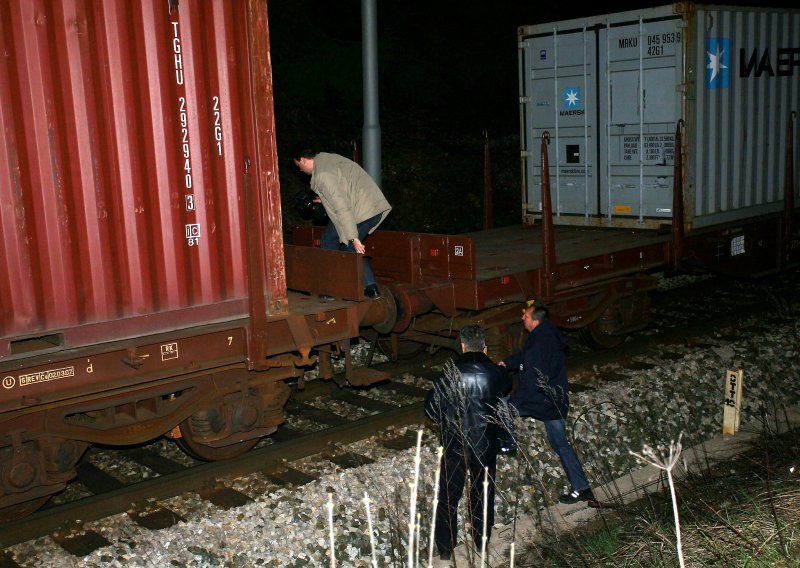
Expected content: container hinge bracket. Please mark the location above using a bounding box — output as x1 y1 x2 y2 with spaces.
520 150 531 158
519 96 531 104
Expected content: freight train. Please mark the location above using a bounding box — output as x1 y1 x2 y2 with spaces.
1 0 798 522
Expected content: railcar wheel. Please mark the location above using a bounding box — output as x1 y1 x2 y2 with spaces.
175 422 259 462
579 320 626 350
376 336 427 361
580 293 649 350
0 496 50 522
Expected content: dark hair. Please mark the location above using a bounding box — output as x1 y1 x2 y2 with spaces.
524 299 549 322
530 305 548 322
459 324 486 353
291 142 317 161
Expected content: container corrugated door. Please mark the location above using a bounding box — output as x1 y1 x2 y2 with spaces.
597 13 683 227
521 25 599 223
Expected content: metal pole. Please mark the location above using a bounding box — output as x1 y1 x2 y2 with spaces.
540 132 556 302
361 0 381 186
483 130 493 229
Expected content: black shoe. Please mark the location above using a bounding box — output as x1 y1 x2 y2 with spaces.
364 284 380 299
558 488 595 504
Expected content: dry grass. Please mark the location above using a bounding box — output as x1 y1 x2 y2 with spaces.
520 428 800 567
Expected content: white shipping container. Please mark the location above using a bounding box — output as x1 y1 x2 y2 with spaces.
519 2 800 230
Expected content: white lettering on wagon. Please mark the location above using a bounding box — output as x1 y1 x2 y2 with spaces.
3 376 14 389
161 343 179 361
18 366 75 386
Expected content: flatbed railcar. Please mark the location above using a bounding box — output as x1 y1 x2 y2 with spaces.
293 218 668 355
0 0 391 521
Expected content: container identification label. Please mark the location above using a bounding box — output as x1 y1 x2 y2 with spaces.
621 134 675 164
171 18 201 247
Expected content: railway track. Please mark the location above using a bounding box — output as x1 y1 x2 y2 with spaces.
1 269 797 561
0 356 445 552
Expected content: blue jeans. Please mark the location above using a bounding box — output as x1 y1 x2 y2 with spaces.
320 213 382 288
542 418 590 493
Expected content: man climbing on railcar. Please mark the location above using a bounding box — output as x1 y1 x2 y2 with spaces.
292 143 391 299
424 324 512 561
499 300 596 505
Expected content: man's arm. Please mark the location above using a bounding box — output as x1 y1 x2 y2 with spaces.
351 238 365 254
500 351 522 370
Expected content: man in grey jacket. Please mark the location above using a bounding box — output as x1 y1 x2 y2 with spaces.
293 145 391 298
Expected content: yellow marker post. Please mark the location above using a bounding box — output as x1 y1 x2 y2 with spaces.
723 369 743 435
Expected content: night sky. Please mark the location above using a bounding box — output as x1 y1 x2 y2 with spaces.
268 1 789 134
266 1 794 233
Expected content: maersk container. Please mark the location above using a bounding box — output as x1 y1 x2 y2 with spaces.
518 2 800 230
0 0 286 361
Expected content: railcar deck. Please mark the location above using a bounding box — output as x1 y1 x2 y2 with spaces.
289 223 672 314
466 224 671 281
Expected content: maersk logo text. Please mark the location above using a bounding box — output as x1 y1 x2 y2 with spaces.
740 47 800 77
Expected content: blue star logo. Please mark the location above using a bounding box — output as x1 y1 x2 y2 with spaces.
563 87 581 109
707 38 730 89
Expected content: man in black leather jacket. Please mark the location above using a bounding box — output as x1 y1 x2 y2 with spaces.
424 325 511 561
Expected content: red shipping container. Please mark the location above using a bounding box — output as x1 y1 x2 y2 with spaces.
0 0 287 361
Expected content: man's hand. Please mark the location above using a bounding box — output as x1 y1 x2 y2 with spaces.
352 238 365 254
498 361 506 367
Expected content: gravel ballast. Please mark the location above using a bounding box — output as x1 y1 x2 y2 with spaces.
6 309 799 567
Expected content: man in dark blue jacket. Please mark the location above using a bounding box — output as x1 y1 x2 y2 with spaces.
424 325 511 561
500 301 594 505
